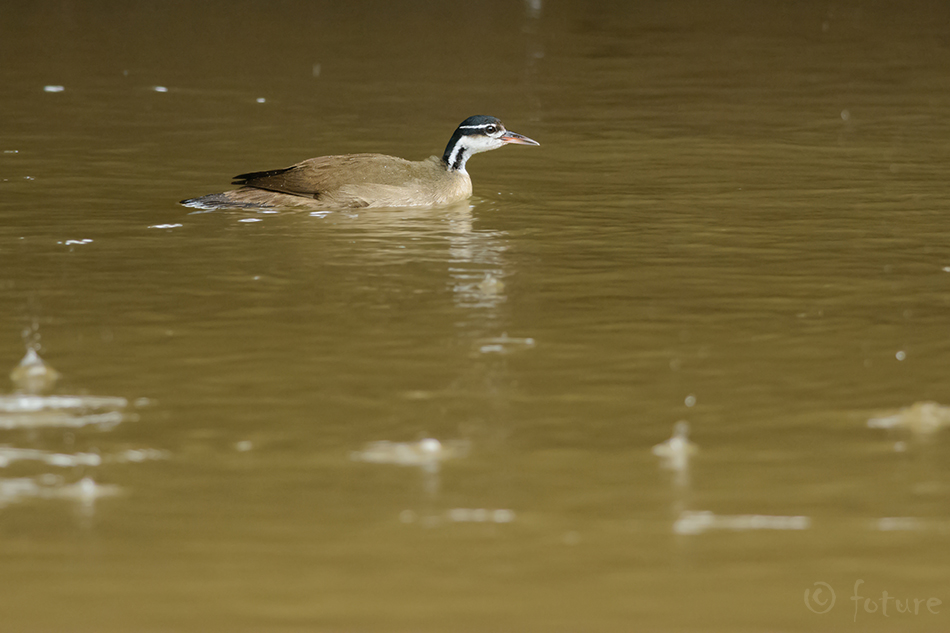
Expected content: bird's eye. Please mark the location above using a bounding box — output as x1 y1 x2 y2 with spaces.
485 125 498 134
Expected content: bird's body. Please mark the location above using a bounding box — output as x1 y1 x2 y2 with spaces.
180 116 537 210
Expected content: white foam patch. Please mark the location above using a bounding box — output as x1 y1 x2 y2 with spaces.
0 476 121 509
476 333 536 355
0 447 101 468
673 510 811 535
0 394 129 430
351 438 469 471
447 508 516 523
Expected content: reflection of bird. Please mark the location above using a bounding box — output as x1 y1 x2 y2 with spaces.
181 116 538 210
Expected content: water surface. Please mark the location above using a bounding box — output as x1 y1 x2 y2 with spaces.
2 1 950 631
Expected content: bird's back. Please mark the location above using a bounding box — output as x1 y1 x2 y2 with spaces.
225 154 470 208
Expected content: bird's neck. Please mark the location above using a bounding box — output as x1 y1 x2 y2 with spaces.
442 133 471 174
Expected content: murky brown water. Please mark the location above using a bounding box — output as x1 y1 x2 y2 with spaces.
3 1 950 631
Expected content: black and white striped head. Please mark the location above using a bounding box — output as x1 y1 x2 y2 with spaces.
442 115 539 173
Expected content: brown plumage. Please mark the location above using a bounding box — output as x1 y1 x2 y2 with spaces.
180 115 538 210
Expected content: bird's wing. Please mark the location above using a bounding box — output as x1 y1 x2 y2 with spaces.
231 154 424 200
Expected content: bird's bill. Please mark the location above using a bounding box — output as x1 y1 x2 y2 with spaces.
500 131 540 146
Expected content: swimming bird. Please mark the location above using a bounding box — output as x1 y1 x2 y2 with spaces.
180 115 538 210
